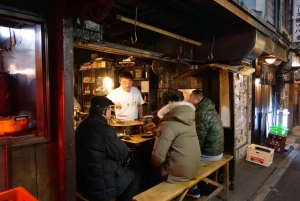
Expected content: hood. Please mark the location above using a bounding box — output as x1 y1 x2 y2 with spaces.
157 101 196 125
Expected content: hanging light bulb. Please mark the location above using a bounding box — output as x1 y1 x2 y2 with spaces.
103 77 113 94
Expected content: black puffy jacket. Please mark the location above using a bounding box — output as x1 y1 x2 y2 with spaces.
75 115 135 201
195 98 224 156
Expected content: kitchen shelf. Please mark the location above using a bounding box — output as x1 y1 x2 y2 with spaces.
80 66 115 112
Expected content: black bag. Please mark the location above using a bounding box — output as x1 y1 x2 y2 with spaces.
0 72 13 115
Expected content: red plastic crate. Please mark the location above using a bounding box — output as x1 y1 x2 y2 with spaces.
266 133 286 153
0 187 38 201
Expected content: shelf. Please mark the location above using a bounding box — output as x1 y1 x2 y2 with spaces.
79 67 107 71
83 94 94 96
133 78 148 81
83 82 94 84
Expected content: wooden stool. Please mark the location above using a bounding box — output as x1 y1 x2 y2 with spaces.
76 192 116 201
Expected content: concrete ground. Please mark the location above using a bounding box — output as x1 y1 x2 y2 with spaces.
183 126 300 201
262 151 300 201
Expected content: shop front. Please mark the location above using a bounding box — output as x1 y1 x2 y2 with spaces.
0 0 294 200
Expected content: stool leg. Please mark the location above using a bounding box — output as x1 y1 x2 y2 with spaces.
223 162 229 201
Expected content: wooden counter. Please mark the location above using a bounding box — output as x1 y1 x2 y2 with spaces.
121 134 155 147
109 120 144 127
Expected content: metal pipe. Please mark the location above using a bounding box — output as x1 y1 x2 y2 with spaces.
116 14 202 46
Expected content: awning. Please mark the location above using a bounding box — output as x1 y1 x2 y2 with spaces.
174 63 255 80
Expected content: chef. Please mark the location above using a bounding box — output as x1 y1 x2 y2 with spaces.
107 71 144 120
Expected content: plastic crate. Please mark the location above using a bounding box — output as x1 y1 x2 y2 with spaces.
266 133 286 153
246 144 274 167
0 187 38 201
269 125 289 136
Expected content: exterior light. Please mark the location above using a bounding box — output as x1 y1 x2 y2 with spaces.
273 60 282 66
264 57 276 64
255 78 260 85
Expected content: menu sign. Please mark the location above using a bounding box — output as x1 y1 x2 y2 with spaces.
293 0 300 42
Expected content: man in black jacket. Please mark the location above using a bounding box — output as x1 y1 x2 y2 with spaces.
75 96 140 201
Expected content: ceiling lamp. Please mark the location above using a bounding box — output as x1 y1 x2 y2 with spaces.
273 60 282 66
264 57 276 64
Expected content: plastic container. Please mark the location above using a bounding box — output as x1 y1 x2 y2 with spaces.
0 116 29 135
266 134 286 153
0 187 38 201
269 125 289 136
246 144 274 167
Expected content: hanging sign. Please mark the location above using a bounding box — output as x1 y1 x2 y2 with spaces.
293 0 300 42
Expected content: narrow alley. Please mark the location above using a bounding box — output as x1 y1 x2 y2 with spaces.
184 126 300 201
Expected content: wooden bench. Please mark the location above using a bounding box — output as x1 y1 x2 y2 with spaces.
133 154 233 201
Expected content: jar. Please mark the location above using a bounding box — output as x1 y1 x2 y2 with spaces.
143 118 154 134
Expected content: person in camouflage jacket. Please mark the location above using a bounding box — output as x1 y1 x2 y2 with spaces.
189 89 224 161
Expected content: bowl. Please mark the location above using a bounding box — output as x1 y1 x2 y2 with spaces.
117 133 126 138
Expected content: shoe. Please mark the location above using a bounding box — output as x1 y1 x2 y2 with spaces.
186 188 201 198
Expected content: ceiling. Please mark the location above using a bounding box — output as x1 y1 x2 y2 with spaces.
103 0 252 48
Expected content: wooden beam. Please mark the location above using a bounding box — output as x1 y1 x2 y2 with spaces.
116 14 202 46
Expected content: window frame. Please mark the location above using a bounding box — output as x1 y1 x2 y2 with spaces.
0 9 50 147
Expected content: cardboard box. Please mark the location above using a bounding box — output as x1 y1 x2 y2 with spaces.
141 81 149 92
93 58 113 68
246 144 274 167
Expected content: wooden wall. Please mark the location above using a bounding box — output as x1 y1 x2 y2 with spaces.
0 0 74 200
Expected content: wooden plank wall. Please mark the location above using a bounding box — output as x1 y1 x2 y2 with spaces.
11 143 60 200
0 138 12 192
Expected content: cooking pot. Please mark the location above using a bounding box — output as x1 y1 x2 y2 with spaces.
0 116 28 135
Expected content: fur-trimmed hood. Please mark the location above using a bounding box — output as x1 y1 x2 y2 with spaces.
157 101 196 125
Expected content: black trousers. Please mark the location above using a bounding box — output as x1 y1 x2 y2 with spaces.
116 169 141 201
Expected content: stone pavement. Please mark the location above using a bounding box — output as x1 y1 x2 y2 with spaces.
183 126 300 201
252 126 300 201
262 150 300 201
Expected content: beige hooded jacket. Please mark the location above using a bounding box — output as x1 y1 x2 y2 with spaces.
151 101 201 183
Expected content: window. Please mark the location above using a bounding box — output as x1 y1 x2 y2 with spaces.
281 0 292 34
0 9 50 146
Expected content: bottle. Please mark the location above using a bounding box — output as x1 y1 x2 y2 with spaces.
87 84 90 94
143 118 153 134
144 94 148 102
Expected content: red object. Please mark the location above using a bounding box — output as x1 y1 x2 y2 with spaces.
0 116 29 135
0 187 38 201
266 133 286 154
250 156 264 164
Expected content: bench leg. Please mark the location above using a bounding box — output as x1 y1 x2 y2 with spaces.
211 169 218 182
178 188 189 201
223 162 229 201
202 178 224 201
